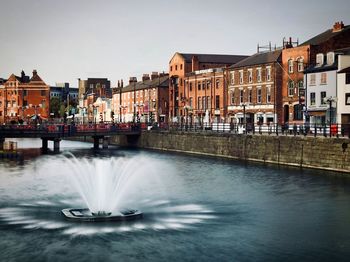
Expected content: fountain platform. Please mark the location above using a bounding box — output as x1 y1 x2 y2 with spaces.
62 208 143 222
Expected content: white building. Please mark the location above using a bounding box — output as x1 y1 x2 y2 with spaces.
305 50 350 125
337 57 350 126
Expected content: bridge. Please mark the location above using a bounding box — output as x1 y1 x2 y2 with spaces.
0 123 141 152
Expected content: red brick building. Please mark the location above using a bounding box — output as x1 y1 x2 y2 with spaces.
282 21 350 125
112 72 169 123
0 70 50 124
169 52 248 123
228 49 283 128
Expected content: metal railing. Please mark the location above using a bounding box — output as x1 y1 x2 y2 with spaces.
152 122 350 138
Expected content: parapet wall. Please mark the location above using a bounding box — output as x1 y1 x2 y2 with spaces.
111 131 350 173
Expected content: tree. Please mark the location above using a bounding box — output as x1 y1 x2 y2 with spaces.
50 97 61 117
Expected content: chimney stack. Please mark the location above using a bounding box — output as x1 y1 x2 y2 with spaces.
21 70 25 82
142 74 150 82
117 80 120 88
151 72 158 80
32 69 37 77
129 77 137 85
333 21 345 32
121 79 123 88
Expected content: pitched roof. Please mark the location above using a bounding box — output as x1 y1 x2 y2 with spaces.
338 66 350 74
230 49 282 69
301 25 350 46
178 53 249 64
122 75 169 92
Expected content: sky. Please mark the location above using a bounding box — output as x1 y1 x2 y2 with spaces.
0 0 350 87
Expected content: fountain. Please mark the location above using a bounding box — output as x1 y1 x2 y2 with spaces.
61 154 143 222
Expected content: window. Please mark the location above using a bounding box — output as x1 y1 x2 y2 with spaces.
203 96 206 110
198 97 201 110
294 104 303 120
207 80 210 89
347 73 350 85
288 81 294 96
23 100 28 107
257 68 262 82
321 91 327 105
189 82 192 92
345 93 350 105
175 65 178 70
231 72 235 85
257 88 262 103
310 92 316 105
266 86 271 103
248 69 253 83
198 81 201 90
266 67 271 81
327 52 334 65
298 81 304 90
316 53 324 66
216 79 220 89
297 58 304 72
180 64 183 70
320 73 327 85
189 97 193 107
239 71 243 84
310 74 316 85
240 90 244 103
23 90 27 96
170 66 172 72
248 89 252 103
90 84 94 89
288 59 294 73
202 81 206 90
230 91 235 104
215 95 220 109
207 96 211 109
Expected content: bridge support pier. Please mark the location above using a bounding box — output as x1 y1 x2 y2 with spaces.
93 136 100 149
53 138 61 153
0 137 4 150
102 137 109 149
41 138 48 153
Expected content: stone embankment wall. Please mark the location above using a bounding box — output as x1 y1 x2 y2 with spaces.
111 131 350 173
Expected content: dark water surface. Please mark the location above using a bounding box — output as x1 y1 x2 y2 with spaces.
0 138 349 261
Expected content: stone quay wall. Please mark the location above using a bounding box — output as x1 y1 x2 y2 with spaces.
110 131 350 173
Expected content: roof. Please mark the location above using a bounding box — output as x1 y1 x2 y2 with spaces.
121 75 169 92
338 67 350 74
230 49 282 69
177 53 249 64
301 25 350 46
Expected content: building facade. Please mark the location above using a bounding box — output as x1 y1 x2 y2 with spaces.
168 53 248 123
0 70 50 124
112 73 169 123
227 50 283 129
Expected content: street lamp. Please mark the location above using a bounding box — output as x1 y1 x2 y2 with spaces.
240 103 248 134
324 96 337 136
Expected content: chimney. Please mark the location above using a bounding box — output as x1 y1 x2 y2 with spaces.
121 79 123 88
333 21 345 32
129 77 137 85
21 70 25 82
117 80 120 88
142 74 150 82
32 70 37 77
192 56 199 72
151 72 158 80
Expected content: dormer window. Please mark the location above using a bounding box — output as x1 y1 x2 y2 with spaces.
316 53 324 66
327 52 335 65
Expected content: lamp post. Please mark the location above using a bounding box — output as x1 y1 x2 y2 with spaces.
324 96 337 136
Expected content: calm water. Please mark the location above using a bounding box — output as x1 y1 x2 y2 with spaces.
0 138 350 262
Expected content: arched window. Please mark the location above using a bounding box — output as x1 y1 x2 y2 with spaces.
288 59 294 73
297 58 304 72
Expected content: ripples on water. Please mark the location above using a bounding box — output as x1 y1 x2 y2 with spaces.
0 139 350 261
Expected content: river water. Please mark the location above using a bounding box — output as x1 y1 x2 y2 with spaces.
0 138 349 261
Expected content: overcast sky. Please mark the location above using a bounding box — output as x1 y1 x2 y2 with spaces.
0 0 349 87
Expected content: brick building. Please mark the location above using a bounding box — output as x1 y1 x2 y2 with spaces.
169 52 248 122
112 72 169 123
184 67 228 125
227 49 283 129
0 70 50 124
282 21 350 125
